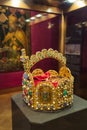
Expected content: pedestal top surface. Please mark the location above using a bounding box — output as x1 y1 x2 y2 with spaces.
11 93 87 124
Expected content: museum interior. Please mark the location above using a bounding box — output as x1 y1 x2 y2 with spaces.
0 0 87 130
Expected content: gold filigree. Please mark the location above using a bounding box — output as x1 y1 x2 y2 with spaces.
59 66 72 78
21 48 66 72
32 68 44 76
21 48 74 112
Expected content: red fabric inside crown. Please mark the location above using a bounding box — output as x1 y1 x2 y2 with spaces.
33 71 58 88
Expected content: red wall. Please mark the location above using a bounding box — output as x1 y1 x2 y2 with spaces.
0 71 23 89
0 13 60 89
31 12 60 71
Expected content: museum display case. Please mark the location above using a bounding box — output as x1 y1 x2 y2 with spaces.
0 0 87 97
0 2 61 90
0 1 87 130
65 6 87 90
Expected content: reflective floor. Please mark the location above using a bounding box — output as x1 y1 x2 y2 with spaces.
0 90 20 130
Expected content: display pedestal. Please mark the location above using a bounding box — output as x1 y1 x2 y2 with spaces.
11 93 87 130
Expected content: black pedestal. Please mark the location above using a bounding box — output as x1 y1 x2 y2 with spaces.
11 93 87 130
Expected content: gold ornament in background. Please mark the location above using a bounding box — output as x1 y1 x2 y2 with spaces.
8 14 17 25
3 14 27 52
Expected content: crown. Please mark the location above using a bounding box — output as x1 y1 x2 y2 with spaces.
20 48 74 112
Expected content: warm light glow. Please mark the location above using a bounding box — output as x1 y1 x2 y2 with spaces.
12 0 21 7
25 13 56 25
76 0 86 7
30 17 35 21
36 14 42 18
46 8 53 13
25 19 30 22
67 0 76 3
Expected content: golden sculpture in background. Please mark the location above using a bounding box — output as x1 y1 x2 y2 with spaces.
0 14 28 72
3 14 27 52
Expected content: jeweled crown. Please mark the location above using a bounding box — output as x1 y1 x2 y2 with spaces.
20 48 74 112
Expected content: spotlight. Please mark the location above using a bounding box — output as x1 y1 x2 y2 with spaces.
67 0 76 3
30 17 35 21
12 0 21 7
36 14 42 18
76 0 86 7
25 19 30 22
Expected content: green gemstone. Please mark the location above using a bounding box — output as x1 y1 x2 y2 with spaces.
43 94 47 99
43 93 49 101
23 81 27 85
63 90 68 96
29 91 32 96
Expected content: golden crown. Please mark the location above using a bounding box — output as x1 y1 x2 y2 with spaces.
20 48 74 112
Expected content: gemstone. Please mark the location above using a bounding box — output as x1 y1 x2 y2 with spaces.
42 92 50 101
29 99 33 105
63 90 68 96
23 80 28 85
24 89 28 95
63 103 67 107
29 91 32 96
23 73 28 79
28 83 32 88
20 57 25 62
43 94 47 99
25 98 29 103
37 104 41 109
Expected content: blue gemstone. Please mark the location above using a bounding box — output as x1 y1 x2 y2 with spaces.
23 73 28 79
64 103 67 107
